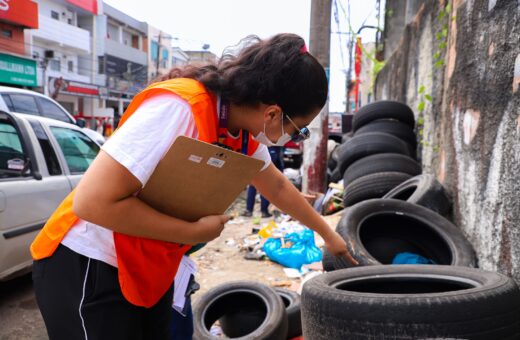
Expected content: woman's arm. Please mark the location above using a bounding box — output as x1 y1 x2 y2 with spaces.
73 151 228 245
251 164 358 264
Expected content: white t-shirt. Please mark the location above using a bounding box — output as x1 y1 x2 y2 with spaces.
61 93 271 267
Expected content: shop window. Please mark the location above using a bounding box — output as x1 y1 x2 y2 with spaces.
9 94 39 116
50 127 99 174
49 59 61 71
1 29 12 38
37 97 74 124
51 11 59 20
28 121 62 176
68 60 73 72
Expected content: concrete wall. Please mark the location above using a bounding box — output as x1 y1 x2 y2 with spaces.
375 0 520 282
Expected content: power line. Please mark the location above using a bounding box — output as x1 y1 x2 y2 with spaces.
0 40 149 78
332 0 347 71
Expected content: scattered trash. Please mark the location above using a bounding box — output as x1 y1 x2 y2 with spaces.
244 245 266 261
225 238 236 247
272 280 293 287
209 324 223 336
283 267 310 279
258 221 278 238
263 229 322 269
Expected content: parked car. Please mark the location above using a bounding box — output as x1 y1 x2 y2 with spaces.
0 86 105 145
283 140 303 169
0 110 100 280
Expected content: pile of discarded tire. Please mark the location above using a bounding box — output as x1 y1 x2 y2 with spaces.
324 100 460 271
316 100 520 339
193 281 302 339
328 100 421 207
302 265 520 339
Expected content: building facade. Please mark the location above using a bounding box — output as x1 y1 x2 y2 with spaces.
29 0 102 121
0 0 39 88
184 50 216 67
147 25 172 81
171 47 189 69
0 0 192 133
97 2 148 121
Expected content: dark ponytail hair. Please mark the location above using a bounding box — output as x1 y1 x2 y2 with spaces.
156 33 328 119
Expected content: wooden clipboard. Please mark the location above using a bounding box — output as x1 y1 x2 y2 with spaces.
138 136 264 222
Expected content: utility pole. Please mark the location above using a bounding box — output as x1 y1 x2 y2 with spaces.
155 31 162 78
303 0 332 194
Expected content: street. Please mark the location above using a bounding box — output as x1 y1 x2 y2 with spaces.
0 196 295 339
0 274 46 340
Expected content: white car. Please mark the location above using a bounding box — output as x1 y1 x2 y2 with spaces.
0 86 105 145
0 110 100 280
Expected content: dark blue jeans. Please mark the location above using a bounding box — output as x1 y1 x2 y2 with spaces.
246 147 284 213
170 296 193 340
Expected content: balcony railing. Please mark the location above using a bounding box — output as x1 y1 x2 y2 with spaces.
32 15 91 54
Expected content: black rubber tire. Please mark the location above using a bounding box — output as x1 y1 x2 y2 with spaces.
329 167 342 184
321 248 336 272
354 119 417 156
275 288 302 339
341 132 353 144
336 132 411 176
383 174 452 216
331 142 347 162
334 199 476 269
343 172 412 207
352 100 415 132
301 265 520 340
193 281 288 340
343 153 421 185
327 153 337 171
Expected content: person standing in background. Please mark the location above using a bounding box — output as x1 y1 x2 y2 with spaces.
242 146 284 218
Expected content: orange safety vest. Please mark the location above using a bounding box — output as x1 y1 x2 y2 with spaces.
31 78 260 307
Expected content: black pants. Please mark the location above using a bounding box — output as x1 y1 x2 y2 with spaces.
33 244 174 340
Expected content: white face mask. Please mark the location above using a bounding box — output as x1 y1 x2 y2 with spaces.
253 121 292 147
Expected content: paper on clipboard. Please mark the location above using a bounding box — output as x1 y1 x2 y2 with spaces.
138 136 264 222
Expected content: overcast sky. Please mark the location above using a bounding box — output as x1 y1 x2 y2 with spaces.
103 0 383 112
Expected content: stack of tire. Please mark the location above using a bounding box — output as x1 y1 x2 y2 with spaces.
322 101 477 273
193 281 303 339
328 100 421 207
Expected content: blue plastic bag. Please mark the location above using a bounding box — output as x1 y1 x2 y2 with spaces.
263 229 322 269
392 252 435 265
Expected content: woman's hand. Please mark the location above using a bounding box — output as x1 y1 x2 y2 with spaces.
323 230 359 266
189 215 230 244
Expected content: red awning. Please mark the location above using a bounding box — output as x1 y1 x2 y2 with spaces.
66 0 98 15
